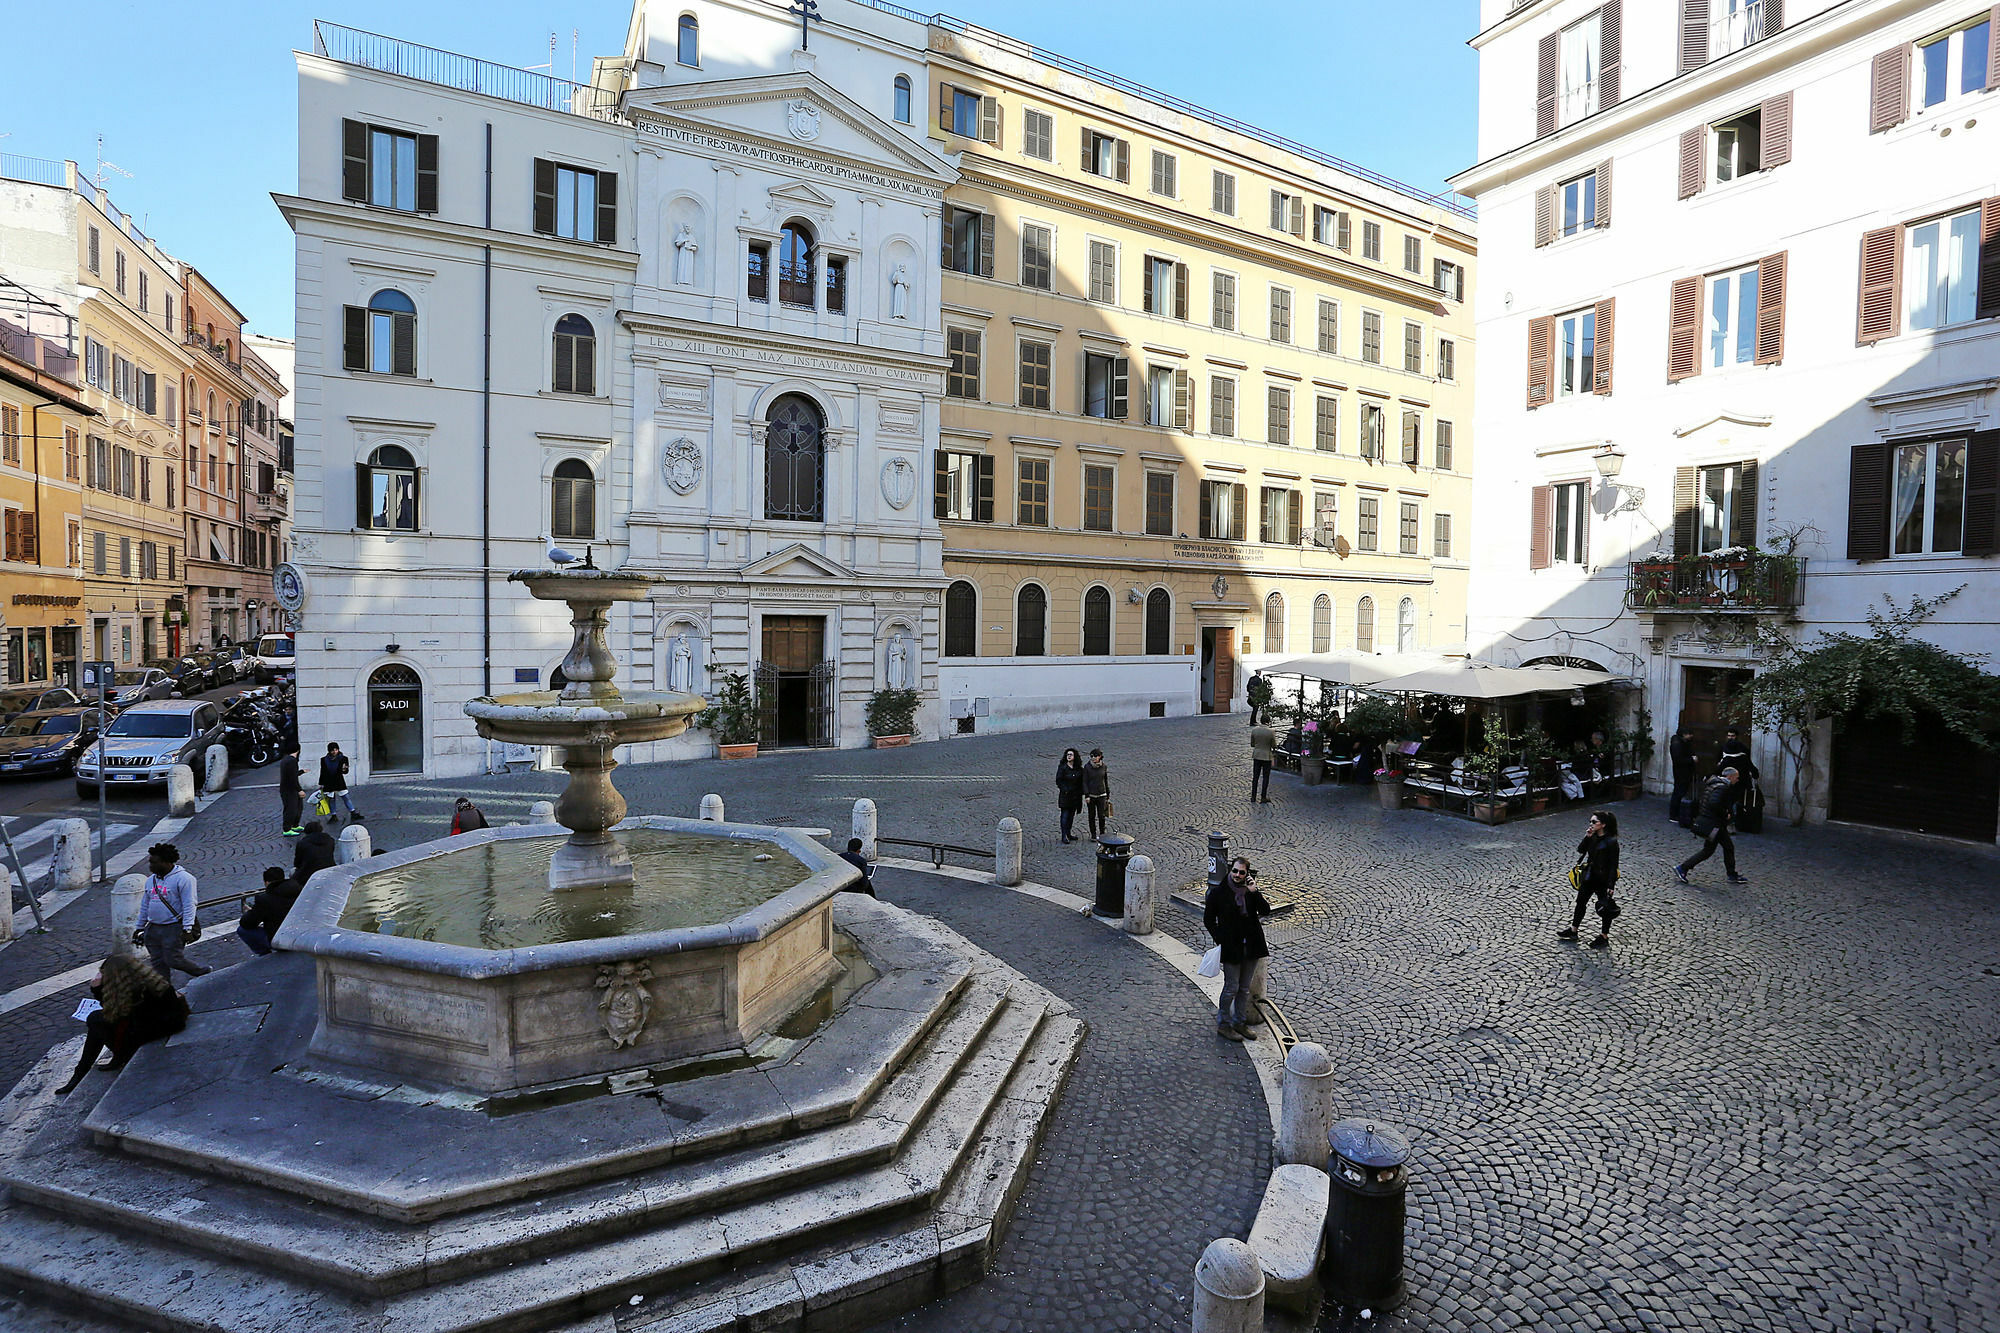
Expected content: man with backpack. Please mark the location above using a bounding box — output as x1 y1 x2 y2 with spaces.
1674 768 1749 886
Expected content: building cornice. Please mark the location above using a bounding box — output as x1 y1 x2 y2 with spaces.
623 312 951 380
941 544 1437 586
274 194 641 273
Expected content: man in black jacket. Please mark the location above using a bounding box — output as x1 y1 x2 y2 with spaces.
277 742 305 836
1204 857 1272 1042
237 867 301 955
1668 725 1697 826
1675 769 1749 885
294 820 338 887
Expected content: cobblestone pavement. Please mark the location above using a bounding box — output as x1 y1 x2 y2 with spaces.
4 711 1997 1331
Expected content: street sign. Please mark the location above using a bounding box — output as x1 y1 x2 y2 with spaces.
79 660 116 691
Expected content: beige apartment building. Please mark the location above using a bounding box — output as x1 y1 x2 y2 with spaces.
924 27 1476 729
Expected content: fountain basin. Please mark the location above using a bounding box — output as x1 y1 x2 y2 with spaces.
461 690 706 749
274 818 857 1094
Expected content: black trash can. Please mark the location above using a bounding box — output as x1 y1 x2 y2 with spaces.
1323 1118 1411 1309
1093 834 1135 917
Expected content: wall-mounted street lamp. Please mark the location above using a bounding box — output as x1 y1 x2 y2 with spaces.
1593 444 1644 515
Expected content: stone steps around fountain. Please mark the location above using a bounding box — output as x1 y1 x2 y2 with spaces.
0 1003 1085 1333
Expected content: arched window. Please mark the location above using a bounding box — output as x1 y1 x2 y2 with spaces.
1264 592 1286 654
1144 588 1171 655
944 580 979 657
1312 594 1332 653
1397 596 1417 652
345 288 417 376
356 444 418 532
1355 596 1375 654
677 13 699 66
778 219 816 308
893 75 913 124
368 662 424 774
763 393 825 522
551 458 595 540
1015 585 1047 656
552 314 595 395
1082 586 1112 655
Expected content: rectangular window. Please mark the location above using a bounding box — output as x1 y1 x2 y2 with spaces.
1707 263 1761 369
1145 471 1175 535
87 226 100 273
1403 234 1422 274
1212 271 1236 330
1357 496 1379 551
1552 480 1590 564
1260 486 1301 544
1559 11 1603 127
1360 402 1386 461
945 206 986 276
1361 220 1382 260
1200 479 1245 540
1088 240 1117 303
1144 255 1180 315
747 242 770 301
1023 107 1053 160
165 294 174 332
1083 352 1127 419
1081 128 1128 180
138 271 149 312
1150 150 1177 197
1266 385 1291 446
1269 190 1304 236
1435 259 1466 300
1147 366 1174 426
365 125 424 211
937 450 983 521
1017 456 1050 526
92 530 105 574
1438 338 1457 382
120 536 132 577
1314 492 1339 548
1917 16 1992 113
1434 513 1453 558
1212 170 1236 215
1435 419 1455 471
1712 0 1770 54
114 251 126 295
1018 340 1052 409
1400 501 1420 554
946 328 981 399
1315 395 1339 453
1714 107 1762 182
826 256 846 313
1317 299 1338 354
0 406 16 465
1313 205 1344 247
1562 170 1598 237
951 88 982 137
1892 439 1968 554
1361 310 1382 364
1021 223 1053 290
1557 307 1597 397
1403 321 1424 374
1907 207 1981 332
1210 376 1236 437
1083 464 1115 532
1697 461 1744 553
1269 287 1292 343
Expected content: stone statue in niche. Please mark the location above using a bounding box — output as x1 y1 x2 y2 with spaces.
668 632 694 691
887 632 911 689
888 264 910 320
672 225 698 286
595 960 655 1048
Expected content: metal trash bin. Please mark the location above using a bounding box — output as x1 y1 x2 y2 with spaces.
1323 1118 1411 1309
1093 834 1134 917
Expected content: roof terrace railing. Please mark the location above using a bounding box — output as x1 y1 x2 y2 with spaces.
0 153 69 188
311 21 623 122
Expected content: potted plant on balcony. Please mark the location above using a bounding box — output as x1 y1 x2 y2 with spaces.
697 669 759 760
865 687 921 748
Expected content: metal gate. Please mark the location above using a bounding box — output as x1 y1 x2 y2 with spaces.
809 659 837 748
754 662 780 750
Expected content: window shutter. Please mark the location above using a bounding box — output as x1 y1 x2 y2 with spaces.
1678 128 1706 199
933 452 950 519
1534 185 1554 247
596 171 618 243
1857 225 1903 345
1174 263 1189 320
939 83 954 132
1594 159 1612 229
1199 480 1213 537
1082 126 1095 170
1289 197 1305 237
343 306 366 371
1174 368 1191 429
1732 459 1759 550
1337 211 1351 250
1111 356 1130 419
415 134 439 213
1870 46 1910 133
533 159 556 235
939 206 954 268
1760 92 1793 170
553 336 573 395
1962 434 1999 556
1142 260 1154 314
1673 466 1697 556
980 96 999 146
341 120 369 202
1669 276 1702 381
1593 297 1615 394
976 455 995 523
1270 190 1284 229
1287 491 1303 544
1976 197 2000 320
1235 484 1248 534
1536 32 1559 138
1764 0 1783 34
1845 443 1891 560
1529 485 1552 570
577 343 597 397
1755 251 1786 365
356 462 374 529
1401 412 1419 464
18 513 35 563
3 510 16 563
1114 139 1129 183
1526 315 1553 408
1678 0 1710 74
1598 0 1623 107
392 311 417 376
977 214 994 279
1990 7 2000 89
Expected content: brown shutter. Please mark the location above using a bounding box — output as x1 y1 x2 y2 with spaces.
533 158 556 235
1174 263 1189 320
392 311 416 376
939 83 954 132
595 171 618 244
1174 368 1191 429
1764 0 1784 35
1845 443 1891 560
939 206 954 269
1110 356 1129 419
1536 32 1559 138
1142 260 1154 313
1593 298 1615 394
1598 0 1623 107
1678 127 1706 199
1977 197 2000 320
415 134 439 213
1529 485 1552 570
3 510 16 563
1755 251 1787 365
343 306 366 371
1199 479 1212 537
1760 92 1793 170
1962 434 1999 556
1594 159 1612 229
1678 0 1710 73
1857 225 1903 345
975 455 995 523
933 451 950 519
1732 459 1759 550
17 512 35 564
1669 276 1702 381
977 214 994 279
1526 316 1553 408
1673 466 1697 556
356 462 375 529
341 119 369 202
980 96 999 146
1990 6 2000 90
1115 139 1130 183
1870 46 1910 133
1534 184 1554 247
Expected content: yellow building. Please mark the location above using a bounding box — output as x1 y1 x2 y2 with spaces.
925 31 1476 726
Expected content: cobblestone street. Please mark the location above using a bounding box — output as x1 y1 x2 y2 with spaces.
4 711 1996 1330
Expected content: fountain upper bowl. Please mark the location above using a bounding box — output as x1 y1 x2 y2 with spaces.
464 689 707 748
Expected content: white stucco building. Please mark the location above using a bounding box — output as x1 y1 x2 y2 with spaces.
282 1 955 780
1451 0 2000 840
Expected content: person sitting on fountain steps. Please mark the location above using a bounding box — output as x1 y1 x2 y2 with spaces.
837 838 877 896
55 954 190 1095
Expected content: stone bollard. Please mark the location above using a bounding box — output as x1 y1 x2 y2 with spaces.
0 866 13 942
110 873 147 957
851 798 877 861
203 743 230 794
166 764 197 817
1123 853 1156 935
1192 1237 1265 1333
1277 1042 1337 1168
52 818 93 893
995 817 1023 887
337 823 373 865
529 800 558 825
699 794 725 822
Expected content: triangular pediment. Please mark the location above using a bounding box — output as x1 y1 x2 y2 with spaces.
768 180 839 210
740 543 857 581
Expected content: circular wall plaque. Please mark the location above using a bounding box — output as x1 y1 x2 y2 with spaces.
274 563 307 612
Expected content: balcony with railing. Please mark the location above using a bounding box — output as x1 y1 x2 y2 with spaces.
247 490 284 520
1711 0 1768 57
1626 550 1803 615
311 21 622 122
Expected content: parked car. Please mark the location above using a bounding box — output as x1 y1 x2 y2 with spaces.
73 700 227 795
0 685 82 723
144 656 213 698
0 707 109 777
105 668 176 708
248 632 296 683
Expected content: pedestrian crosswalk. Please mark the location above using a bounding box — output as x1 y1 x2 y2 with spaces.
0 817 141 899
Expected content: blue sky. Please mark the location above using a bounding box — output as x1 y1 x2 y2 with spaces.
1 1 1477 342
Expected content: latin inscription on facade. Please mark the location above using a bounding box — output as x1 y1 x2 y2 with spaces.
639 123 943 200
648 335 939 386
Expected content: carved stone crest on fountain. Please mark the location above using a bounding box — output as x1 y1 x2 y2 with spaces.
596 960 655 1047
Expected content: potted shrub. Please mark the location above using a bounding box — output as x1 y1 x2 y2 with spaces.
865 687 921 748
696 669 759 759
1465 724 1514 825
1300 720 1325 786
1373 763 1406 810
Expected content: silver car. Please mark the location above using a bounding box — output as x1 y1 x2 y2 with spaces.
104 668 176 708
74 700 226 795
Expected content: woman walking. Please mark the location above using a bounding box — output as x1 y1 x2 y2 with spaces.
55 954 191 1095
1558 809 1621 949
1054 748 1085 844
1204 857 1273 1041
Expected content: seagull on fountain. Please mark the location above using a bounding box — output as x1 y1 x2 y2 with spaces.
545 535 580 567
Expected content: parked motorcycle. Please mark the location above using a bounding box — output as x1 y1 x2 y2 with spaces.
219 697 286 768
